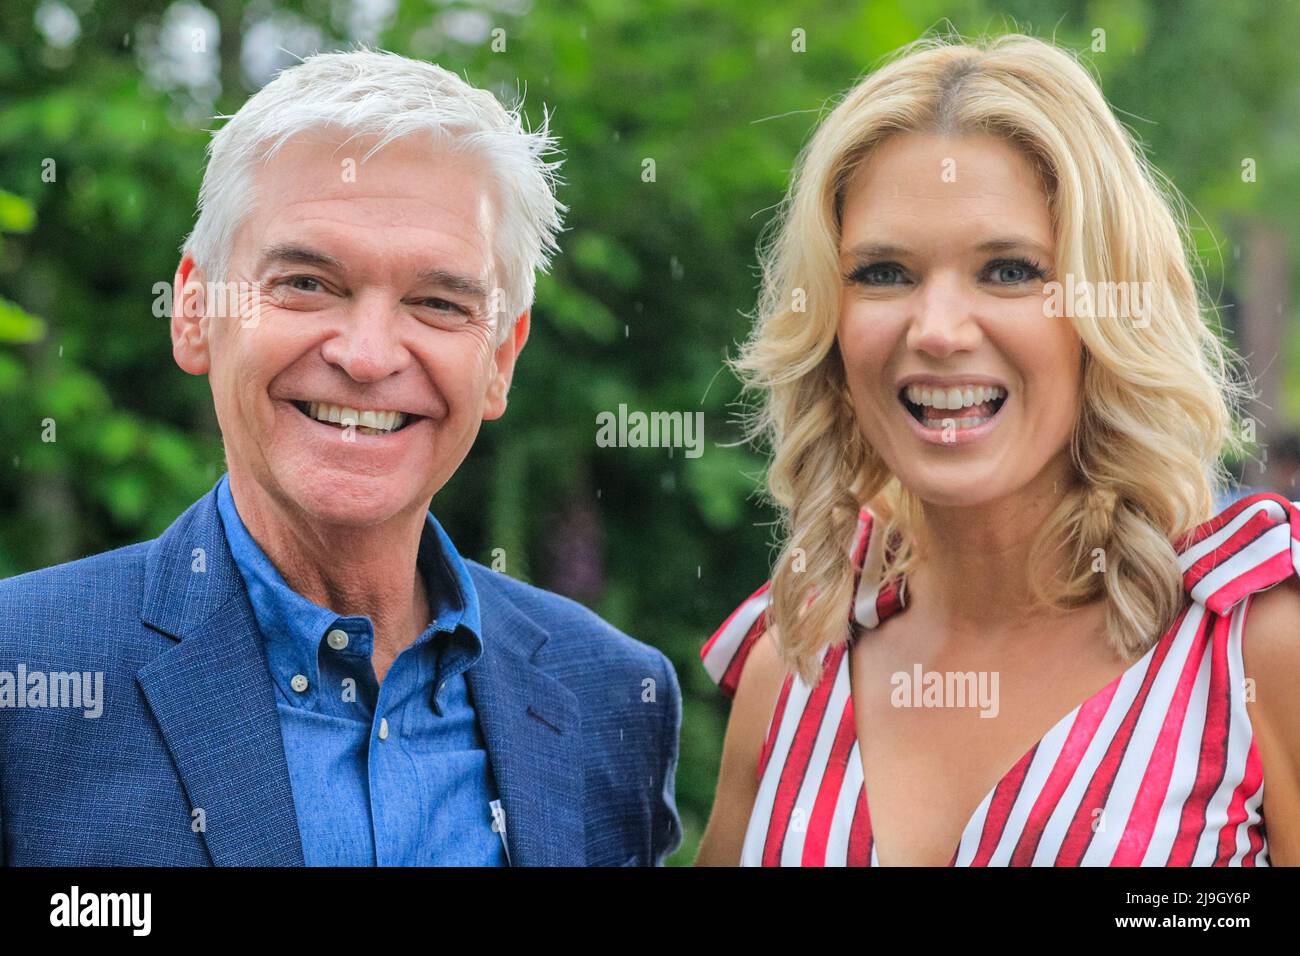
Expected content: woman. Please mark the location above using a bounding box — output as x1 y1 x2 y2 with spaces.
696 33 1300 866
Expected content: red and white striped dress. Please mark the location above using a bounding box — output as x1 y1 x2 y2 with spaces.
701 491 1300 866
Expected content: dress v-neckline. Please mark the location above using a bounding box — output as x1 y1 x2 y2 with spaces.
840 629 1163 867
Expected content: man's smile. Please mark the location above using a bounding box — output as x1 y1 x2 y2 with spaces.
281 398 430 441
290 399 421 435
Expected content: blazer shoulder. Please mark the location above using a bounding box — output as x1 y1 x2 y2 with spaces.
466 560 672 677
0 541 153 651
0 540 152 600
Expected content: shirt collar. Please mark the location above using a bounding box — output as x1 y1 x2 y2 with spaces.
214 473 483 702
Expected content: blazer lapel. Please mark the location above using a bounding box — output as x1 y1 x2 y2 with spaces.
136 484 305 866
467 569 585 866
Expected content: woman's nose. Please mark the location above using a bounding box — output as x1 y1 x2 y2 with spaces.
905 274 982 357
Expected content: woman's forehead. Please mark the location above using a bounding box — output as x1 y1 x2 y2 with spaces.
839 132 1054 254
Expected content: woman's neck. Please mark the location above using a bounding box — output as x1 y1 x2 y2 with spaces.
906 461 1083 638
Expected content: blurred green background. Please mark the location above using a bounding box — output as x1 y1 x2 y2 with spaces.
2 0 1299 864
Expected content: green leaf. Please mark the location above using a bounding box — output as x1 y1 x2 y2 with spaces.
0 351 24 394
0 297 46 343
533 273 621 342
0 189 35 233
95 413 139 464
97 470 150 525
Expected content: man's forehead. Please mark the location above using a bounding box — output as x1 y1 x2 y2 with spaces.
249 131 497 238
236 134 498 281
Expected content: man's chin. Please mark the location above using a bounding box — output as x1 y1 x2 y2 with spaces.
275 468 426 528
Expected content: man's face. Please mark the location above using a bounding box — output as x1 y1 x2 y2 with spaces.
173 131 526 529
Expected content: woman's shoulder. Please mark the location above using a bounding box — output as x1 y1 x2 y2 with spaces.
700 506 877 698
701 580 775 699
1173 489 1300 719
1174 489 1299 617
1187 490 1300 864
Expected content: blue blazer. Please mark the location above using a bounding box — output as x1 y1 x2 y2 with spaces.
0 482 682 866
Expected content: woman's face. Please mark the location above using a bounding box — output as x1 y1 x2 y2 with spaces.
836 132 1083 508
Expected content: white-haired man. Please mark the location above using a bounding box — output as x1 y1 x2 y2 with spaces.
0 49 682 866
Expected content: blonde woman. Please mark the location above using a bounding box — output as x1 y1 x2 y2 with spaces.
697 33 1300 867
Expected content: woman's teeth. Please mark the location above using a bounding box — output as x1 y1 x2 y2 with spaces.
901 384 1007 429
297 401 409 435
904 384 1006 409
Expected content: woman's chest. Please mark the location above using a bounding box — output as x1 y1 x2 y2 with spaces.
743 607 1267 866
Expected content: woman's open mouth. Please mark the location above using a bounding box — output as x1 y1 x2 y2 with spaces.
290 399 421 437
897 384 1008 444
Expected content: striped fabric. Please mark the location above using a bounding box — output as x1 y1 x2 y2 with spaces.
700 491 1300 866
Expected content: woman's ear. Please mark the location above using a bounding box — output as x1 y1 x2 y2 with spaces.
170 253 211 375
482 309 531 421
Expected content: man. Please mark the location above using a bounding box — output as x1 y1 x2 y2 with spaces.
0 49 681 866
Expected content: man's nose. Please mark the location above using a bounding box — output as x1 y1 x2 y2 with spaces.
904 272 982 357
319 293 411 382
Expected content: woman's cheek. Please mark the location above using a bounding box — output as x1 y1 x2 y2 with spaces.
839 306 887 371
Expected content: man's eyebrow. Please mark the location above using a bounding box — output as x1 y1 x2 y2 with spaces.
256 243 345 275
840 236 1053 260
415 268 489 301
255 245 489 300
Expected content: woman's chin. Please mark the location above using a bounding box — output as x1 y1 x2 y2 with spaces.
893 469 1014 510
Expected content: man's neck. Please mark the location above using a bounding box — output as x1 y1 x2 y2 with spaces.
228 470 432 677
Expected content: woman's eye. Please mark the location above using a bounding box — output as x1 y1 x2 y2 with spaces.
985 258 1045 284
848 262 909 286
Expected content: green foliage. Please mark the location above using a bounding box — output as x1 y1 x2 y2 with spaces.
2 0 1297 865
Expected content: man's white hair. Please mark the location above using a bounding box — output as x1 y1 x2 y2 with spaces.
183 47 565 340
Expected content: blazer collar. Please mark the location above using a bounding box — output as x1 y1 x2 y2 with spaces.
466 566 584 866
137 478 584 866
137 482 306 865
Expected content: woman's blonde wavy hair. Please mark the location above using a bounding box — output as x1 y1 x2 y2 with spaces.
732 31 1253 688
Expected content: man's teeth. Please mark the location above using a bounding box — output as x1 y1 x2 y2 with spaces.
904 384 1006 410
306 401 407 434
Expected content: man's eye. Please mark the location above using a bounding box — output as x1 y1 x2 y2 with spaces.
417 298 468 316
285 276 325 293
847 262 908 286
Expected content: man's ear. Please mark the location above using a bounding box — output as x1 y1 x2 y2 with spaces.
482 310 531 421
171 252 211 375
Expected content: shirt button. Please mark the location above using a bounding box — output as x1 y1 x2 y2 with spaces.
290 674 309 693
378 717 390 740
326 628 349 651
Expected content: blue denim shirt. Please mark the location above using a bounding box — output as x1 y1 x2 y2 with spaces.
214 473 507 866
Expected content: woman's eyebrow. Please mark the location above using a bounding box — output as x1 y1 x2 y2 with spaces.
975 236 1053 258
840 237 1053 260
840 242 911 260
